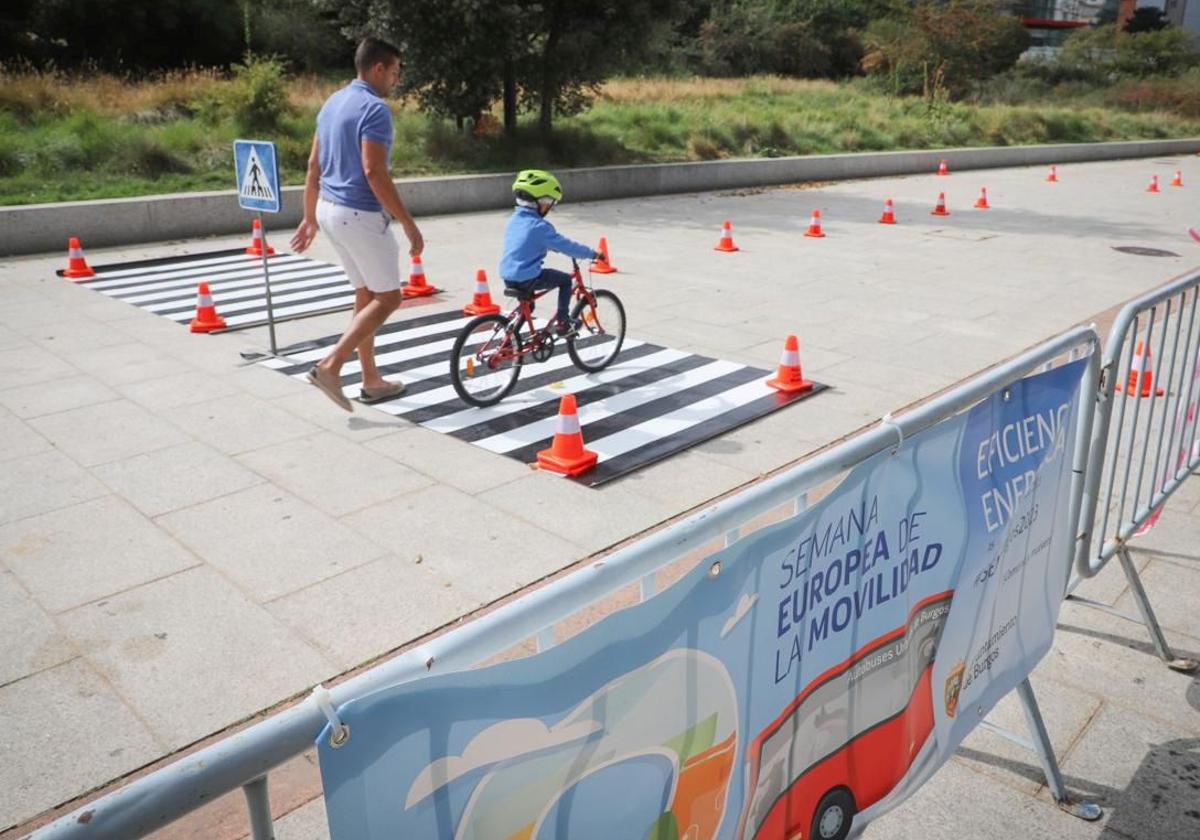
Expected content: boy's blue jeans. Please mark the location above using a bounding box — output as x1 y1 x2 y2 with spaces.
506 269 572 323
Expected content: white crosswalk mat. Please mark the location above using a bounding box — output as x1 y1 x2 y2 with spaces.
59 248 385 331
261 310 827 486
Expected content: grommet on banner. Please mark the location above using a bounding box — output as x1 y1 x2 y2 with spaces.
880 412 904 453
311 685 350 748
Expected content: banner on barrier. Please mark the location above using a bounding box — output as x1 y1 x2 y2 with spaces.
317 360 1087 840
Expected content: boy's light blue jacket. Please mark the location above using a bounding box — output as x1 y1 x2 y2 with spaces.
499 206 595 282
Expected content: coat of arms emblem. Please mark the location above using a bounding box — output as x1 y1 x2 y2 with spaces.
944 660 966 718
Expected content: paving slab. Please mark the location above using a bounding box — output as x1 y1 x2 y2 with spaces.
0 495 198 614
28 398 188 467
0 373 119 419
60 566 334 750
1053 703 1200 840
117 369 240 411
266 554 479 671
156 484 386 603
342 484 581 602
0 406 51 462
0 569 76 687
0 450 108 526
58 340 191 387
165 391 319 456
94 440 264 518
0 659 163 832
236 431 431 518
363 426 536 496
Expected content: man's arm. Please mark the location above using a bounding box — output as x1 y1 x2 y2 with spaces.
362 139 424 257
290 134 321 253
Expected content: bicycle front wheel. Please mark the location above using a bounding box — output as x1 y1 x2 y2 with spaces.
450 314 523 407
568 289 626 373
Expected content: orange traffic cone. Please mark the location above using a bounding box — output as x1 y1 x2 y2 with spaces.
937 159 949 176
1046 165 1058 183
766 335 814 395
1126 341 1165 397
1147 174 1160 193
714 220 739 252
1170 170 1184 187
536 395 598 476
62 237 96 279
804 209 826 238
402 255 439 298
931 192 950 217
973 187 991 209
463 269 501 315
591 237 617 274
189 282 226 333
244 218 275 256
878 198 897 225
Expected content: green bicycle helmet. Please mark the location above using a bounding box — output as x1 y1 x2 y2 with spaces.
512 169 563 205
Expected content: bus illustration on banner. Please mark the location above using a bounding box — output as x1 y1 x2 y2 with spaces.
737 591 952 840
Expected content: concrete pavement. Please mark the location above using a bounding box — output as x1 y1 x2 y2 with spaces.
1 154 1199 837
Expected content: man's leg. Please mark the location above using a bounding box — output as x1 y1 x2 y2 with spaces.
351 287 391 390
315 289 402 380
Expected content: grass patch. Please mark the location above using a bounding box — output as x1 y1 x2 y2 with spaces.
2 71 1199 206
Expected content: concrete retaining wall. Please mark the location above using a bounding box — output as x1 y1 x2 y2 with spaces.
3 138 1197 256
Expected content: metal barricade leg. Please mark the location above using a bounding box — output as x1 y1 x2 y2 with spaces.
1116 546 1199 672
1015 679 1102 821
242 775 276 840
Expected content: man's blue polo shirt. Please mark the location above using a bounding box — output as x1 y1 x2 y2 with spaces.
316 79 393 212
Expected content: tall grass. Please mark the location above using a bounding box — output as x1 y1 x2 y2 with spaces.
2 71 1198 205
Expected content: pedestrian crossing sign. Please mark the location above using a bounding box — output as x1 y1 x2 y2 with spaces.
234 139 281 213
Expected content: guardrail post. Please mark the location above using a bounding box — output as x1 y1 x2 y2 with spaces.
1016 679 1102 821
242 775 275 840
1116 546 1199 672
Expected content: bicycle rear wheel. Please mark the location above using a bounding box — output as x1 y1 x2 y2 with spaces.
568 289 626 373
450 314 523 407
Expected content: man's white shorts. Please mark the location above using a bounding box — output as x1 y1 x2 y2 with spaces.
316 198 402 294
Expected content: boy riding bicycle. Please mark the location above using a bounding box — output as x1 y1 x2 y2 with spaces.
500 169 603 336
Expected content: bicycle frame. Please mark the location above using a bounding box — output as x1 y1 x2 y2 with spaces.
489 262 600 364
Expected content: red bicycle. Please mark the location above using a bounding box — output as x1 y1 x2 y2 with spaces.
449 259 626 407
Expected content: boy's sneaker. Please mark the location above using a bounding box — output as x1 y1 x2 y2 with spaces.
554 318 580 337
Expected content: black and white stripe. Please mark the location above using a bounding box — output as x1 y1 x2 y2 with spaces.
261 311 826 486
61 248 362 331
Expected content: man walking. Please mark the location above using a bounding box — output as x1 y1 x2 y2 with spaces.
291 35 423 411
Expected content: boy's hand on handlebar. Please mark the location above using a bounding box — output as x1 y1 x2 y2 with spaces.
592 251 604 262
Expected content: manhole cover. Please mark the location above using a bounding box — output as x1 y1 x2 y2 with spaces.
1112 246 1180 257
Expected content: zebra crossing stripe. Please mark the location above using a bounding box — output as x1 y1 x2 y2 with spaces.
113 260 327 300
464 357 735 447
257 314 827 486
86 255 312 293
62 248 374 332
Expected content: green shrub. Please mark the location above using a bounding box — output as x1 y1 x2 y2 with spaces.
195 55 290 133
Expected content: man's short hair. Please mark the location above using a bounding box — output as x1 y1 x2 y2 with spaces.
354 36 401 74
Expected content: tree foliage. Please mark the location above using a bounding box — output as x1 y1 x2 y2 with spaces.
1058 24 1199 80
325 0 681 135
1 0 245 71
862 0 1029 98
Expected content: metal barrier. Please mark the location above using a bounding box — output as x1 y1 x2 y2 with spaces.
1073 267 1200 673
33 325 1103 839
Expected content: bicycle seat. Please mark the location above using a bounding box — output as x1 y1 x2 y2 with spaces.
503 286 537 300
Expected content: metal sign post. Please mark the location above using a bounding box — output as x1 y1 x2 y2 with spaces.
234 139 282 357
257 211 278 355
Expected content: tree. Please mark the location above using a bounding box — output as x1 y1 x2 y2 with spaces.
1124 7 1168 34
1058 24 1198 79
328 0 682 136
862 0 1029 98
1 0 244 71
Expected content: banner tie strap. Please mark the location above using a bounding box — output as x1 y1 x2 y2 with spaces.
311 685 350 747
881 412 904 453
